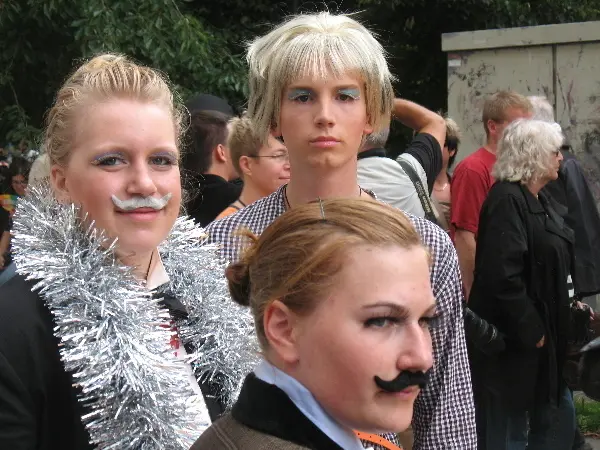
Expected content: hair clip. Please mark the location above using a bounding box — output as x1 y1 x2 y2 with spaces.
317 197 326 221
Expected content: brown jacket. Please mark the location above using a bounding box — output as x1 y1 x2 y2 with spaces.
190 414 309 450
190 374 344 450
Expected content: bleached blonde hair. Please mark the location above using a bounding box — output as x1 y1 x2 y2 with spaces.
45 53 183 166
246 12 394 143
445 117 462 143
528 95 555 122
493 119 563 184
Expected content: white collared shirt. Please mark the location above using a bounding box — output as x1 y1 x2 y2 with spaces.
254 360 364 450
146 252 170 291
146 254 210 424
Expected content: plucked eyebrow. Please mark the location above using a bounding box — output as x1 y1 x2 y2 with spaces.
286 84 361 96
362 301 437 316
152 150 178 159
91 146 177 158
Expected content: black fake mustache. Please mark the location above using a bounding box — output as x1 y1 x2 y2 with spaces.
374 370 430 393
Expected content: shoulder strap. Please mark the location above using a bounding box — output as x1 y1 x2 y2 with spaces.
396 158 439 225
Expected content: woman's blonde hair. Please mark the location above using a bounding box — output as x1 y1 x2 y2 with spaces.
226 198 424 349
246 12 395 143
493 119 563 184
45 53 184 166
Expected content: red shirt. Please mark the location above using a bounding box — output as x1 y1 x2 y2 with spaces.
450 147 496 239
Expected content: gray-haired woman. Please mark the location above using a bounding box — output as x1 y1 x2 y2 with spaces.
468 119 576 450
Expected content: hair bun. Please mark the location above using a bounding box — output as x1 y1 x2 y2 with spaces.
226 261 252 307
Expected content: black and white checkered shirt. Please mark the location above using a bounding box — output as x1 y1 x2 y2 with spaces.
206 185 477 449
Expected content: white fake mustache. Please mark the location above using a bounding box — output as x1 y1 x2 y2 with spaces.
111 193 172 211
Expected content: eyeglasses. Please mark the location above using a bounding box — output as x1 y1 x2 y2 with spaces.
12 180 28 186
250 153 290 163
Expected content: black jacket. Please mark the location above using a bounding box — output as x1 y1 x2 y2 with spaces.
0 275 223 449
543 151 600 297
469 181 574 410
0 275 92 450
191 373 344 450
188 174 242 227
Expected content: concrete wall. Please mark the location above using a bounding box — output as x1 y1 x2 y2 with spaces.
442 21 600 206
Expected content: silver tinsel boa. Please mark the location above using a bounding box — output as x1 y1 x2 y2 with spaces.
10 184 259 449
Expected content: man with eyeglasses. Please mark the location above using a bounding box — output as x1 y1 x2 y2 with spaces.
215 115 291 219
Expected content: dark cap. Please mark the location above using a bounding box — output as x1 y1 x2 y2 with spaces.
185 94 234 117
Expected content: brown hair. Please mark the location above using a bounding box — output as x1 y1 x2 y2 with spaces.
45 53 184 166
226 198 424 349
227 115 262 175
482 90 532 137
182 110 231 175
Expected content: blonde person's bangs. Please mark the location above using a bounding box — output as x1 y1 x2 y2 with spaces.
247 12 394 144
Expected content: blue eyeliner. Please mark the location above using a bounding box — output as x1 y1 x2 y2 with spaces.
287 88 312 100
339 88 360 99
92 151 125 164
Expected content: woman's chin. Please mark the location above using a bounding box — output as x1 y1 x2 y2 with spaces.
355 408 414 436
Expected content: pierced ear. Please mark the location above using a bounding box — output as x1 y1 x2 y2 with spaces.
263 300 300 364
50 165 70 203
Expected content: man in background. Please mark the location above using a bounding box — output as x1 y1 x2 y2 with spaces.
451 91 532 299
183 94 241 226
215 116 290 219
357 98 445 217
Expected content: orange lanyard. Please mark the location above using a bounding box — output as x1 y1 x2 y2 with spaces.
354 431 403 450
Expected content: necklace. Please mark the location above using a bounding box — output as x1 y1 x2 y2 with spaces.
145 250 154 281
283 185 364 210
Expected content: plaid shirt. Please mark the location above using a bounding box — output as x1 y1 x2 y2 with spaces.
206 185 477 449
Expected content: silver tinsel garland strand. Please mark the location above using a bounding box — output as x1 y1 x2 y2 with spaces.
10 184 258 449
158 218 260 405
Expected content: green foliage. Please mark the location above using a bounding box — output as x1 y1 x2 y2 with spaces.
0 0 248 144
575 395 600 433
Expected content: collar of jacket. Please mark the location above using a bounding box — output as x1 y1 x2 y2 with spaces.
232 373 344 450
517 182 546 214
517 182 574 243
